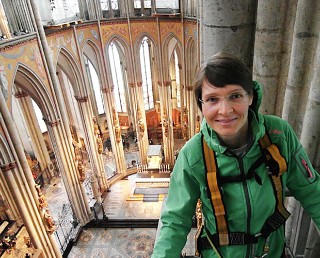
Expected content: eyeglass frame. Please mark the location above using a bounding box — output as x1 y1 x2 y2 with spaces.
198 92 249 108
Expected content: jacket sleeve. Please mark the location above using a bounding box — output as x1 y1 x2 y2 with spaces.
284 121 320 229
151 149 200 258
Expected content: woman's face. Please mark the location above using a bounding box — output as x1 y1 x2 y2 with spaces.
201 80 253 146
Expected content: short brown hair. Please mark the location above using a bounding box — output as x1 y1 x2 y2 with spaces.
194 53 253 110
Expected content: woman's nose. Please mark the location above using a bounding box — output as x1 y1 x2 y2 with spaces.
218 98 233 114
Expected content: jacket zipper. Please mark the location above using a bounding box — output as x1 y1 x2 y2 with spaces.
238 158 252 258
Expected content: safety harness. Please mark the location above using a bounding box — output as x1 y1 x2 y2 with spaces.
198 131 291 251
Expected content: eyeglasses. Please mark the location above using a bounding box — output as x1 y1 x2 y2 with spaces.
199 92 248 108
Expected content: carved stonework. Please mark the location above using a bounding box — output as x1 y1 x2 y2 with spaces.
162 108 169 137
43 208 56 234
75 96 88 103
0 162 17 172
137 107 145 137
93 116 103 154
112 108 121 143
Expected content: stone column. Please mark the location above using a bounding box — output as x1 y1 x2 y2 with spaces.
282 1 319 132
0 1 11 38
253 0 289 115
200 0 257 66
14 92 54 182
299 36 320 161
0 89 61 258
29 0 92 224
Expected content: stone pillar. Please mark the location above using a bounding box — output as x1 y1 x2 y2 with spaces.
101 87 127 175
45 120 91 225
299 36 320 161
282 1 319 132
0 89 61 258
253 0 289 115
0 1 11 38
78 0 89 20
14 92 54 182
200 0 257 65
29 0 92 225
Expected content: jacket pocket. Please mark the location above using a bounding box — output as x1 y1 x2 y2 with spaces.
294 146 316 184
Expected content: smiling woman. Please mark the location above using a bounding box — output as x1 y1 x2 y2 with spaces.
200 82 252 148
151 53 320 258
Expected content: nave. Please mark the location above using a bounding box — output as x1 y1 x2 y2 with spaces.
63 176 196 257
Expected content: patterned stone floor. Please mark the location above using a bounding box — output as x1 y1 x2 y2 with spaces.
40 174 195 257
68 227 196 258
68 178 196 257
102 178 164 220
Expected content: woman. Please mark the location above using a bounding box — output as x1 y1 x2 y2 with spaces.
152 53 320 257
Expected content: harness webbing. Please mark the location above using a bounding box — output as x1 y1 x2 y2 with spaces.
259 133 290 236
201 131 290 248
202 137 229 246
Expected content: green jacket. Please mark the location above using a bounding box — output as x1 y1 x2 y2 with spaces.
152 82 320 258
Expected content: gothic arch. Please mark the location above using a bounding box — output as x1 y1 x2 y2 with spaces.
106 35 132 82
83 39 104 81
56 47 84 96
185 36 198 87
134 33 159 83
162 33 183 81
12 63 57 122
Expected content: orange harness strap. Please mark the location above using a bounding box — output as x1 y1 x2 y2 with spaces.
201 132 290 247
259 133 290 220
203 137 229 246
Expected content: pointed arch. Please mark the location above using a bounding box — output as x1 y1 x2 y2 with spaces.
134 32 159 82
106 35 131 79
12 63 58 122
105 35 131 113
134 34 159 111
83 39 104 81
56 46 84 96
162 33 183 80
185 36 198 87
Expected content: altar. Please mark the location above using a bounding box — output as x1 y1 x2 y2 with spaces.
147 145 162 169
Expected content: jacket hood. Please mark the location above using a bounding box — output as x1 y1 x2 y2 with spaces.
200 81 265 153
250 81 263 117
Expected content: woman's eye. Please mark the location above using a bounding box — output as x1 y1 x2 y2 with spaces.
229 93 243 100
206 97 219 103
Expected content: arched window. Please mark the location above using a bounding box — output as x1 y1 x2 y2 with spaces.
84 56 105 115
108 42 127 113
140 37 154 110
32 100 48 133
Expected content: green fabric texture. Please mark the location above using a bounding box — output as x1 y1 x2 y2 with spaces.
152 82 320 258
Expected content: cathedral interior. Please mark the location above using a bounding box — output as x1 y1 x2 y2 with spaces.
0 0 320 257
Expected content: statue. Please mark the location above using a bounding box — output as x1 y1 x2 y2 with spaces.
38 194 48 209
97 135 103 154
72 132 86 181
137 107 145 136
93 116 100 136
93 116 105 152
182 106 189 141
115 125 121 143
35 183 42 196
77 159 85 182
44 209 56 234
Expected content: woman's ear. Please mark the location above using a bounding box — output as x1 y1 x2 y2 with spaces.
248 94 253 106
